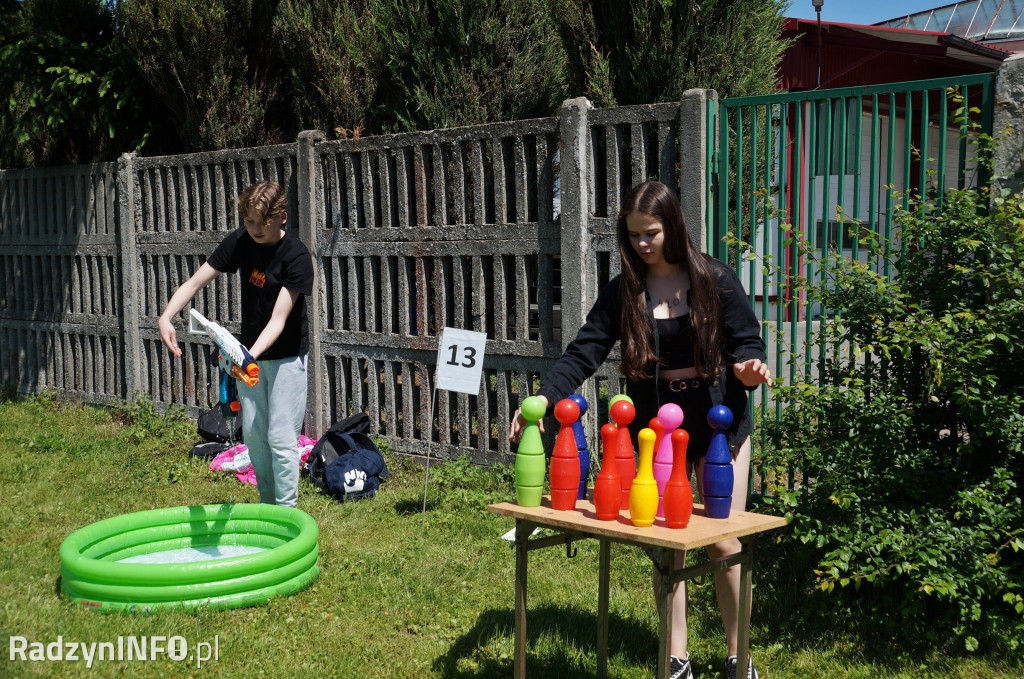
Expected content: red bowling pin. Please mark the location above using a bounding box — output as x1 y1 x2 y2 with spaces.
663 429 693 528
549 399 581 510
592 423 621 520
609 398 636 510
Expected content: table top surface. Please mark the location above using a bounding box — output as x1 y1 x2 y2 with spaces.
488 497 788 550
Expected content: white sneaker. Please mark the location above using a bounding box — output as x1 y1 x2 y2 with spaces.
725 654 759 679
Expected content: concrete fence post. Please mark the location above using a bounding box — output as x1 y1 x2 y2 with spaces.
558 97 593 347
679 89 717 254
557 96 597 424
297 130 327 435
993 53 1024 198
116 152 142 400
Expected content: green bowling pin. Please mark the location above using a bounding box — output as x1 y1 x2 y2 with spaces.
515 396 547 506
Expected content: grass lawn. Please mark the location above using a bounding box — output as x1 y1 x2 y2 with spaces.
0 393 1018 678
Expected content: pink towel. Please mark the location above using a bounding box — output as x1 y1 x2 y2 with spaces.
210 435 317 486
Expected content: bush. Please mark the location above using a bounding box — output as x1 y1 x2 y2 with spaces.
273 0 376 138
359 0 568 133
117 0 288 151
751 141 1024 655
548 0 789 107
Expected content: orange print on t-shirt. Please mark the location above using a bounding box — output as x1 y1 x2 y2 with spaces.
249 269 266 288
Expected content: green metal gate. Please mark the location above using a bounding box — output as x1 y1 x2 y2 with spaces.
708 73 994 387
707 74 995 492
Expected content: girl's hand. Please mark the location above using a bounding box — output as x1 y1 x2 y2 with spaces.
733 358 772 388
508 396 550 442
158 315 182 357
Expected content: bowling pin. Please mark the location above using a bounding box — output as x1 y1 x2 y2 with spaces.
593 423 621 520
609 397 636 510
701 405 734 519
629 428 658 527
549 399 581 510
568 394 590 500
515 396 547 507
663 428 693 528
653 403 683 517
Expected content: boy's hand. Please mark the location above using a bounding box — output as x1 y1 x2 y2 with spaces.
508 395 550 442
733 358 772 387
158 315 182 357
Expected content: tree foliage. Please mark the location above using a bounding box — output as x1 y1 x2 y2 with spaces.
749 125 1024 655
0 0 161 167
117 0 288 152
358 0 568 133
272 0 375 138
1 0 792 166
548 0 790 107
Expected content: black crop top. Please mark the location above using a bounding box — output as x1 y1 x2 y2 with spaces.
655 315 694 370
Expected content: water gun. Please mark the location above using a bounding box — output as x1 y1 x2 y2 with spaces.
188 309 260 389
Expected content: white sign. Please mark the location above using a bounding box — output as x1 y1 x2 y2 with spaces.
435 327 487 395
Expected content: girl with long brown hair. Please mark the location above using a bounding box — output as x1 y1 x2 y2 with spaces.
510 180 771 679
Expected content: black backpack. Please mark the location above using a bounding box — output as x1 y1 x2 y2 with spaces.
197 404 243 443
306 413 389 501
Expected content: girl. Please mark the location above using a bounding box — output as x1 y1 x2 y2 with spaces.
159 181 314 508
510 180 770 679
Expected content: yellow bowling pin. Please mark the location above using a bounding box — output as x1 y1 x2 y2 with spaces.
629 428 658 527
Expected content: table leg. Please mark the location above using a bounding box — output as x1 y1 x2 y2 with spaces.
597 539 610 679
514 520 530 679
736 537 754 678
656 548 675 679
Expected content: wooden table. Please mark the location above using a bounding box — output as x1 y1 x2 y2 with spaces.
488 497 788 679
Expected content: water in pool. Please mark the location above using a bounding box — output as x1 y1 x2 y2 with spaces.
117 545 267 565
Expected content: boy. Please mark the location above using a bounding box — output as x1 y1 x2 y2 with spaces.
158 181 314 507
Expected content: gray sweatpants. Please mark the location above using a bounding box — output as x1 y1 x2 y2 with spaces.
238 354 308 507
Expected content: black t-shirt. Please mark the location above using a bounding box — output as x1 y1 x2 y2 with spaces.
207 227 314 360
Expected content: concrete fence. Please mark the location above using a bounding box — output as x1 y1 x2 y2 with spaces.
0 92 712 465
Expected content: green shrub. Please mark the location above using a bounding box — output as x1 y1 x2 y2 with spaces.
749 144 1024 655
273 0 375 138
548 0 789 107
360 0 568 133
117 0 287 151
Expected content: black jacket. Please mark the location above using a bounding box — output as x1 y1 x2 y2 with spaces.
536 256 766 447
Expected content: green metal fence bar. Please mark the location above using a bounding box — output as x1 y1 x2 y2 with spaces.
735 105 744 271
775 101 788 430
789 102 802 390
958 84 969 190
938 87 948 209
866 93 878 267
707 98 718 253
980 77 995 193
884 91 897 279
920 89 930 200
720 72 994 107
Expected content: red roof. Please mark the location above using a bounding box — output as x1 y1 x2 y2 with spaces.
779 17 1008 90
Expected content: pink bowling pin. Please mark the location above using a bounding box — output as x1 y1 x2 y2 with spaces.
653 403 683 517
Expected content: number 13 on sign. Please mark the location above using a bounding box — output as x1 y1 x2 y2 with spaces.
435 328 488 395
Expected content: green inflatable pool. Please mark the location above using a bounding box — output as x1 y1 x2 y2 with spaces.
59 503 319 612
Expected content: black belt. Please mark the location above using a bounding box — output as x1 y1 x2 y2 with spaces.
664 376 719 392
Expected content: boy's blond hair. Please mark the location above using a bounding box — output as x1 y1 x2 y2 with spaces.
237 182 287 223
